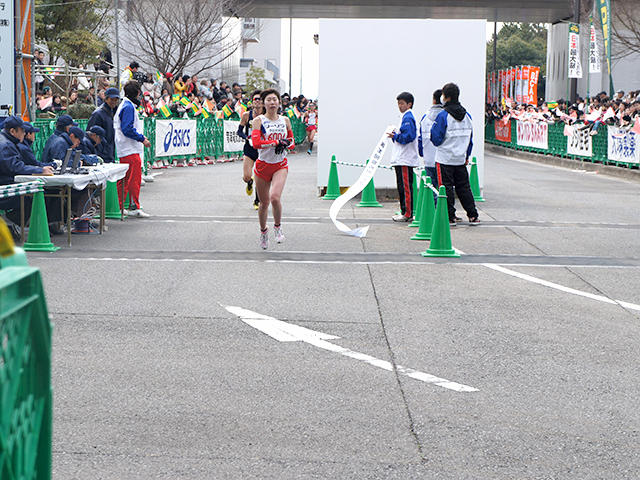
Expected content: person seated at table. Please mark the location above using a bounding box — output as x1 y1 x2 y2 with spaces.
19 122 55 168
81 126 106 162
41 114 78 163
0 116 55 237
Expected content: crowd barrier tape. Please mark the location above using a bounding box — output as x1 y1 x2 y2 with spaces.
485 119 638 168
31 115 309 171
0 219 53 479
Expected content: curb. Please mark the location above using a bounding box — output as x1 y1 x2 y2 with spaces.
486 144 640 183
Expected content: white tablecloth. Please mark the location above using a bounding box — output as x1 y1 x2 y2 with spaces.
15 164 129 190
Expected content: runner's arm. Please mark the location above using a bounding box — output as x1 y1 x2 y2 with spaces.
250 117 277 149
284 117 295 149
237 111 249 139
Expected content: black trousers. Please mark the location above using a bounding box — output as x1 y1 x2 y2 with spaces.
436 163 478 221
394 165 414 218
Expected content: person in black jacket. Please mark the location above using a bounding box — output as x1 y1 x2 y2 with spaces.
82 126 106 159
19 122 54 168
87 87 119 163
0 116 55 232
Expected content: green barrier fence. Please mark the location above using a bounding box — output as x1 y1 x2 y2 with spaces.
0 260 52 480
485 119 636 168
32 114 308 169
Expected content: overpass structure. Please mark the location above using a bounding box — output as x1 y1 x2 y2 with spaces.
242 1 573 23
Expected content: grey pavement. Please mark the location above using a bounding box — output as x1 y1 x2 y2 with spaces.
27 148 640 479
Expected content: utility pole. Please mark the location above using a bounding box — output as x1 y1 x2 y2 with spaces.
288 18 292 96
115 0 120 89
299 46 303 96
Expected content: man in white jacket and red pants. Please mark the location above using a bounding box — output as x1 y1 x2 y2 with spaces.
388 91 420 222
114 80 151 217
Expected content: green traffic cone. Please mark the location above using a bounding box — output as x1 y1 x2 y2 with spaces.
357 159 382 207
322 155 340 200
469 157 485 202
422 186 460 258
409 170 427 227
411 171 418 214
104 181 123 219
411 177 436 241
23 191 59 252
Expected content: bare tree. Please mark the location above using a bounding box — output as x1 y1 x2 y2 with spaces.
122 0 248 76
611 0 640 59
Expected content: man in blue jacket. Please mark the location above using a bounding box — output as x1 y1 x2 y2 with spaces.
87 87 119 163
430 83 480 226
41 126 86 165
387 91 420 222
0 116 54 231
82 125 106 160
19 122 55 168
41 114 77 164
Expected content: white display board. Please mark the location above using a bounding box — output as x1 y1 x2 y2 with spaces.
318 19 486 189
516 121 549 150
155 119 197 157
0 0 15 110
223 120 244 152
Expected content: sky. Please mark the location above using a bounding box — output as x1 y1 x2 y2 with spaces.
280 19 320 99
280 19 500 100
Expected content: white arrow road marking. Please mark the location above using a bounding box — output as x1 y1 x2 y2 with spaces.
223 305 478 393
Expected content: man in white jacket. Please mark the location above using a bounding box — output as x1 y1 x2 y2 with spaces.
430 83 479 226
114 81 151 217
418 89 443 203
387 91 419 222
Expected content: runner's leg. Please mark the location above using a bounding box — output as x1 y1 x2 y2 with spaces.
242 156 253 183
255 175 271 231
269 168 288 227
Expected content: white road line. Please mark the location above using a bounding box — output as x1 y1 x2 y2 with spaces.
223 305 478 393
483 263 640 312
28 256 640 268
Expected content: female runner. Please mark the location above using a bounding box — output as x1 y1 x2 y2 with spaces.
238 90 263 209
251 89 295 249
304 102 318 154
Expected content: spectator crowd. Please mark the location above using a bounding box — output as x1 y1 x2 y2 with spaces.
35 61 318 122
486 90 640 134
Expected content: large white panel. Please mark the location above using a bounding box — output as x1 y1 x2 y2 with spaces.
318 19 486 189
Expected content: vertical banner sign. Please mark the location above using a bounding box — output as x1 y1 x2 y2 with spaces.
607 127 640 164
599 0 613 95
568 23 583 78
528 67 540 105
516 121 548 150
515 67 523 103
589 19 601 73
510 67 516 100
223 120 244 152
567 127 593 157
522 66 531 103
154 119 197 157
494 120 512 143
0 0 15 111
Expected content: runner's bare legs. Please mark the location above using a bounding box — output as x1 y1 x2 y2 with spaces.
256 176 271 231
269 169 288 227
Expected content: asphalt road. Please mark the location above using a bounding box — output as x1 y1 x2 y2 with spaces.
27 149 640 479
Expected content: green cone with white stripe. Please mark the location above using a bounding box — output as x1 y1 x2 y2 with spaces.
422 186 459 258
411 177 435 241
323 155 341 200
357 159 382 207
24 191 59 252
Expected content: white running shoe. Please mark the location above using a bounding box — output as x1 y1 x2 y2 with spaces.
128 208 150 218
259 229 269 250
142 174 155 183
274 225 285 243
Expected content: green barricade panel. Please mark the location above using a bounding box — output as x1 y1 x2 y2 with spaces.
0 267 52 480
